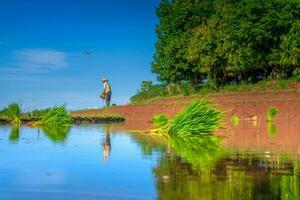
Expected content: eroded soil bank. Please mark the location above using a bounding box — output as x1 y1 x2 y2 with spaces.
72 90 300 130
72 90 300 156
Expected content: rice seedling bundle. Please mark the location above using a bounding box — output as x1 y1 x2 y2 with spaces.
1 103 21 125
31 104 72 128
151 99 224 138
41 104 72 127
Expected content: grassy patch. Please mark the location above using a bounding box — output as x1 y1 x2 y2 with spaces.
130 78 299 104
72 115 125 124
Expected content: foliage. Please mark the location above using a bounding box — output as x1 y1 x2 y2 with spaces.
267 107 279 121
131 78 298 103
130 81 168 103
153 0 300 88
231 115 239 126
151 99 224 138
1 103 21 125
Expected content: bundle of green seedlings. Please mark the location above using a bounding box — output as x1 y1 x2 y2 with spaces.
151 99 224 138
0 103 21 125
32 104 72 127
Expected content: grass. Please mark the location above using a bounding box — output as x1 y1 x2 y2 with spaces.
130 78 299 104
0 103 21 125
267 107 279 121
72 115 125 124
151 99 224 138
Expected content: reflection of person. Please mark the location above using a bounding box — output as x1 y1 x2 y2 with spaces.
101 78 112 106
102 126 111 161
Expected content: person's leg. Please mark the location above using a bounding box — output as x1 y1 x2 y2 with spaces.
107 92 111 106
105 92 111 106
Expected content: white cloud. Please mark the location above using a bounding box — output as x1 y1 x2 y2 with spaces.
13 48 68 71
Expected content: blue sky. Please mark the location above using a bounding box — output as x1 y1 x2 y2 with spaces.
0 0 159 111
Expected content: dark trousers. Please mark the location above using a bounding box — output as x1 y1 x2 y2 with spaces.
105 91 111 106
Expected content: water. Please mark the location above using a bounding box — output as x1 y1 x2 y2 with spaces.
0 123 299 200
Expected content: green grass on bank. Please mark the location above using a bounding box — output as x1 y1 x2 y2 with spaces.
130 78 299 104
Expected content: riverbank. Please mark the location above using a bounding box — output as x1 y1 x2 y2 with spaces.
0 115 125 125
71 89 300 130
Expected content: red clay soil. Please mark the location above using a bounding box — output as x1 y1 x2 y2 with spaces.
72 90 300 130
72 89 300 155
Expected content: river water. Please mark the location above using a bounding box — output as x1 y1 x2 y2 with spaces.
0 122 299 200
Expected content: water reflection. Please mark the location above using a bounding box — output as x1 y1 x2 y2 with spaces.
267 121 278 137
102 126 111 161
130 130 300 200
42 125 70 143
1 122 300 200
9 126 20 142
153 151 300 200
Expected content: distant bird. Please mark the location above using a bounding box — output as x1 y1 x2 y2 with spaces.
83 50 91 55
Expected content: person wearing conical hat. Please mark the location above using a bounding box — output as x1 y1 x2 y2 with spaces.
101 78 112 107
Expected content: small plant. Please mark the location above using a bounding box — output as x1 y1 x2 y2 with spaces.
151 99 224 138
267 107 278 121
231 115 239 126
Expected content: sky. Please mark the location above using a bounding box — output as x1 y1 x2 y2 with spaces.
0 0 160 111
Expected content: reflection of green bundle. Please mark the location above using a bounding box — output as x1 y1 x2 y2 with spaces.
9 126 20 141
268 121 278 136
42 125 70 142
151 99 224 138
171 136 224 170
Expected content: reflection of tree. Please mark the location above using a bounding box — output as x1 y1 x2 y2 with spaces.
42 125 70 143
9 126 20 142
147 136 300 200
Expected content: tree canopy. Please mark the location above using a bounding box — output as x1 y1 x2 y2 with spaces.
152 0 300 87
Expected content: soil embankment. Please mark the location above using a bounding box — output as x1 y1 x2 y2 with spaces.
72 90 300 130
72 89 300 155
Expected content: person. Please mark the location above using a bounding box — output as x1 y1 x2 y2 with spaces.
101 78 111 106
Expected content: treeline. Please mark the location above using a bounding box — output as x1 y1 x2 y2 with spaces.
152 0 300 88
